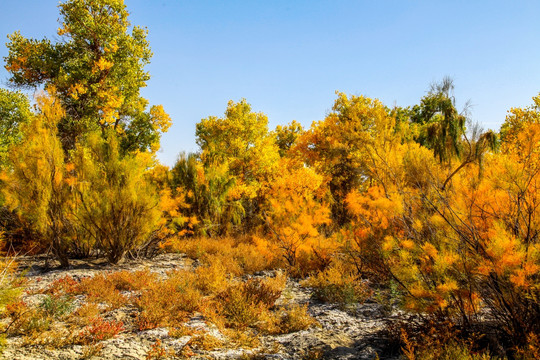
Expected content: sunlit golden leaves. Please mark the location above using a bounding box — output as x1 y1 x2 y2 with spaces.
293 92 399 225
1 91 72 266
263 161 331 267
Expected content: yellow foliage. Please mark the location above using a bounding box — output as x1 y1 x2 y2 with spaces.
150 104 172 133
1 91 73 265
263 161 331 267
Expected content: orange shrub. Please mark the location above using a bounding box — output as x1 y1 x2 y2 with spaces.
166 236 280 275
135 272 204 330
80 317 124 344
77 274 128 309
106 270 159 291
215 273 286 329
257 304 317 335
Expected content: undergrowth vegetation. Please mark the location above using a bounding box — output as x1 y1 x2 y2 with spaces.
0 261 318 358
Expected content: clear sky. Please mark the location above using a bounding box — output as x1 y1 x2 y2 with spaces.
1 0 539 166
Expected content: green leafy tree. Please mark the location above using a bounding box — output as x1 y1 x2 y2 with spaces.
170 153 243 236
409 78 497 189
4 0 170 153
196 99 280 228
0 89 32 168
410 77 467 163
273 120 304 157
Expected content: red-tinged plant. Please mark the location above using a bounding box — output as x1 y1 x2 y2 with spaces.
81 317 124 344
77 273 127 309
46 275 80 295
145 339 172 360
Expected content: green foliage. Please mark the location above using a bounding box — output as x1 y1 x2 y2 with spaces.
39 295 75 319
4 0 169 153
410 77 467 163
0 89 32 169
170 153 243 236
273 120 304 157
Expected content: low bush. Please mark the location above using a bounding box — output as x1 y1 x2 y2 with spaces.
71 303 102 326
5 301 51 336
45 275 80 296
145 339 174 360
167 236 281 276
242 272 286 308
302 264 370 305
191 261 232 294
136 272 204 330
215 273 287 330
216 282 265 329
79 317 124 344
186 333 224 351
222 328 261 349
106 270 159 292
400 325 497 360
77 274 128 309
258 304 317 335
39 294 75 319
0 251 23 351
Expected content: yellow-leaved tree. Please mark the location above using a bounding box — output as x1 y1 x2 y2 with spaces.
69 131 162 264
196 99 280 230
294 92 397 226
263 159 331 270
1 92 73 267
344 94 540 346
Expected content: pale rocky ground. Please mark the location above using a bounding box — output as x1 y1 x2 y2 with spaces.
4 254 403 360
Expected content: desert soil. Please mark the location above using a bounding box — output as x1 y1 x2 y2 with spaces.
3 253 403 360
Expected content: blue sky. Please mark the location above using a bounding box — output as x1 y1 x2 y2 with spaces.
1 1 539 166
